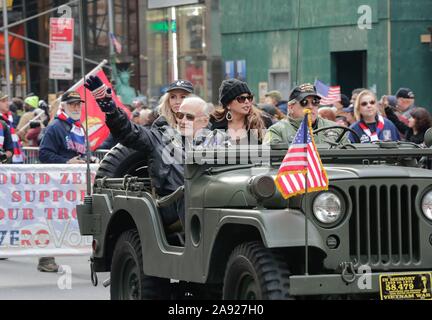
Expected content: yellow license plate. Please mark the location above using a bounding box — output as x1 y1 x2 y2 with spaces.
380 272 432 300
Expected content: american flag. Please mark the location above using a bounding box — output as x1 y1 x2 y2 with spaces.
314 79 341 106
274 111 328 199
109 32 122 54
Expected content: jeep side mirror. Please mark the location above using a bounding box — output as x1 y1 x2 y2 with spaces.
424 128 432 148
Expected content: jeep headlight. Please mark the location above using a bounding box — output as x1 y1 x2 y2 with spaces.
313 192 342 224
421 191 432 221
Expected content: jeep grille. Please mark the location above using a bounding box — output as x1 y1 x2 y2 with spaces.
348 184 420 267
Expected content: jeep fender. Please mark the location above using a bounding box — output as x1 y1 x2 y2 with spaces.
213 208 326 250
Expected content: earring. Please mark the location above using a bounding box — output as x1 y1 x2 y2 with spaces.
226 110 233 121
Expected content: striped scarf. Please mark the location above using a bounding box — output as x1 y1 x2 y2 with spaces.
0 121 4 149
358 115 385 142
56 110 86 155
1 112 24 163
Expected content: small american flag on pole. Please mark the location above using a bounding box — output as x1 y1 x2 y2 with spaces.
275 110 329 199
314 79 341 106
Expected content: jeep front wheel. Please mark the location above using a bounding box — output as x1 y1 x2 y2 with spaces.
110 230 170 300
223 241 293 300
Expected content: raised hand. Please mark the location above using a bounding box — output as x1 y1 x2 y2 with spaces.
84 76 116 113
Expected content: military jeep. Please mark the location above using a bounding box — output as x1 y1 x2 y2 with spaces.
77 131 432 300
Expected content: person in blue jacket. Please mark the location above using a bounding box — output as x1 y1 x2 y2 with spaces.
37 91 88 273
348 89 400 143
39 91 88 164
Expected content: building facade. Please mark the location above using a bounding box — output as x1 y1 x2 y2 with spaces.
220 0 432 107
0 0 222 104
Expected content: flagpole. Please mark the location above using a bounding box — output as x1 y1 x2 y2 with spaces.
78 0 91 197
17 59 108 134
304 111 309 276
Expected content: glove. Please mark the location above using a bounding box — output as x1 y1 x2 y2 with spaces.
84 76 117 113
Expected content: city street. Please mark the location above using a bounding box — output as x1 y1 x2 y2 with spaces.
0 256 110 300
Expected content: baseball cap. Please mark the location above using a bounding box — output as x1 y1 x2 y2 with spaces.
167 80 194 93
0 91 8 101
340 94 350 108
342 105 354 113
61 91 84 104
289 83 321 103
387 95 397 108
265 90 282 103
395 88 415 99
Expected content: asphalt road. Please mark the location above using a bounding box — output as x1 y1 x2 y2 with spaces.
0 256 110 300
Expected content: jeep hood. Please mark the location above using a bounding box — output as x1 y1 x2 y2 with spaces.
197 164 432 208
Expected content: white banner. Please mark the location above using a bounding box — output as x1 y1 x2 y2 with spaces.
0 164 98 258
49 17 74 80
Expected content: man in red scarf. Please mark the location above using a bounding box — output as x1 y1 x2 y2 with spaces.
37 91 87 272
0 92 24 163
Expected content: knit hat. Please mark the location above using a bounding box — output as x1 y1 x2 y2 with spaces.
219 79 252 107
24 96 39 109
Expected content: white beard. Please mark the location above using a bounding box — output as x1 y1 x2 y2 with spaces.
64 108 81 121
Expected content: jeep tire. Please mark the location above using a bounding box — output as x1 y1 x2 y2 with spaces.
95 144 149 182
110 230 170 300
223 241 293 300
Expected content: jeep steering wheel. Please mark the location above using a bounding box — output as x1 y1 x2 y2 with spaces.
313 125 360 145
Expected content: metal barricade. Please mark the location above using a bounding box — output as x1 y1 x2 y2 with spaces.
22 147 40 164
22 147 110 164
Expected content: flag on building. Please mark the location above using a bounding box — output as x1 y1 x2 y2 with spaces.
314 79 341 106
274 110 329 199
109 32 122 54
76 69 130 151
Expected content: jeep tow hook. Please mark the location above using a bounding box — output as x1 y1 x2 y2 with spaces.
90 258 98 287
340 262 356 284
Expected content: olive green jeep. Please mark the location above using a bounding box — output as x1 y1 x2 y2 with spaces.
77 128 432 300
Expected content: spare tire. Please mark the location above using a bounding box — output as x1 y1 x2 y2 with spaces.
95 144 149 185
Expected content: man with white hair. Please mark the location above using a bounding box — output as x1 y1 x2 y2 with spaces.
39 91 87 164
84 75 228 227
37 91 89 273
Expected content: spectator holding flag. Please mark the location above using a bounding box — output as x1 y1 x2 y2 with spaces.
348 89 400 143
37 90 94 272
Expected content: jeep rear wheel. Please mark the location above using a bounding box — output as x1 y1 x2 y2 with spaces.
110 230 170 300
223 241 293 300
96 144 149 182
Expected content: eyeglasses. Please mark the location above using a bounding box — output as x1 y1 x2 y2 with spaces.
300 98 320 107
360 100 376 107
235 95 254 103
175 112 196 121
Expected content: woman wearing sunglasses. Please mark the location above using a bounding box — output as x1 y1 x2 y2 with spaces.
210 79 267 144
157 80 194 127
348 89 400 143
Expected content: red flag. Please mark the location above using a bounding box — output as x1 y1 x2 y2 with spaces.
274 110 328 199
76 70 131 151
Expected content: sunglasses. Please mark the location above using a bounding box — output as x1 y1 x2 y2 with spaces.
236 95 254 103
175 112 197 121
360 100 376 107
300 98 320 107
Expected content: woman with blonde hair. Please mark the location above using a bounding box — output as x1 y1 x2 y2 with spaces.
348 89 400 143
210 79 266 144
157 80 194 127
